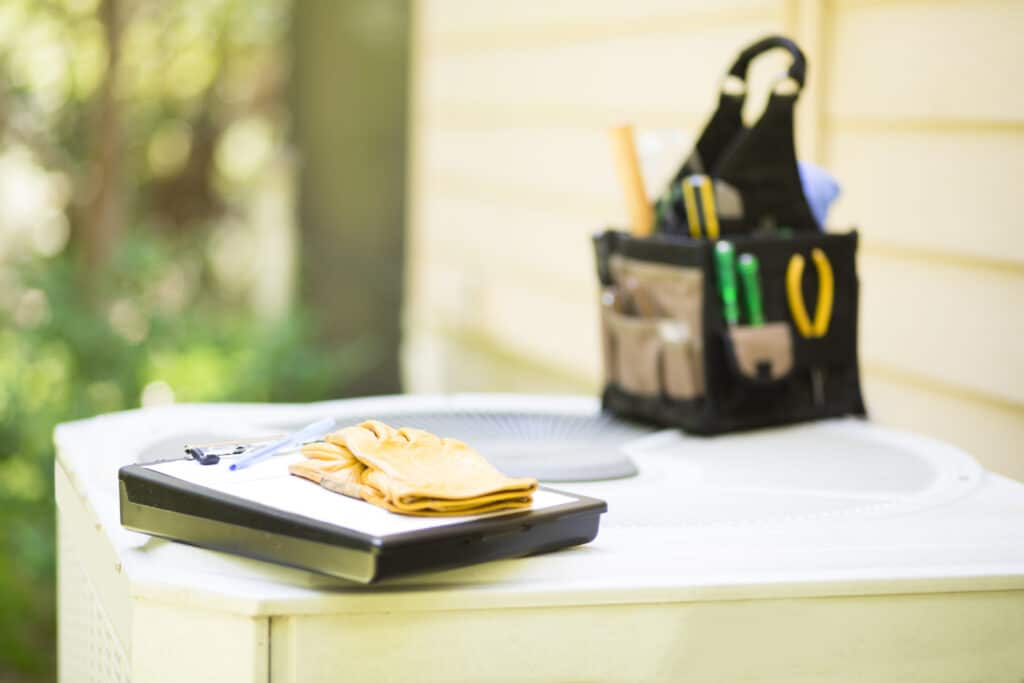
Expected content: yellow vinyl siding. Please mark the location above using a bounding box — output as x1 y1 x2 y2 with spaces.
405 0 1024 480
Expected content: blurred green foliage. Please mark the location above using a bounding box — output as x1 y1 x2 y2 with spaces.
0 235 360 680
0 0 367 680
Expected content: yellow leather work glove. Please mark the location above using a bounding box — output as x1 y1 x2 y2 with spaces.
291 420 538 517
289 440 372 501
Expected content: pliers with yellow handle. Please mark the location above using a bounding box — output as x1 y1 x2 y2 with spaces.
786 248 835 405
786 248 834 338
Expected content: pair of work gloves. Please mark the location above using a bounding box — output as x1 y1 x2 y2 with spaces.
290 420 538 516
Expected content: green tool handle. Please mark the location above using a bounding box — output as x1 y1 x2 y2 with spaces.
738 253 765 326
714 241 740 325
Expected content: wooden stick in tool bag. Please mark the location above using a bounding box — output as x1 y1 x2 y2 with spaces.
608 124 654 237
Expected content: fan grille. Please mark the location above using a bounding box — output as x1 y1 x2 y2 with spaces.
331 411 647 441
323 411 653 481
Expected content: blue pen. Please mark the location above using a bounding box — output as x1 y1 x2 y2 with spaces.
229 417 336 471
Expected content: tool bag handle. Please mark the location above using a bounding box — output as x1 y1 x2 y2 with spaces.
712 36 819 233
726 35 807 90
674 35 807 181
661 35 818 234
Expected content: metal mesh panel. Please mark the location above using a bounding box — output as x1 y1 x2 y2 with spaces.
58 516 130 683
292 411 653 481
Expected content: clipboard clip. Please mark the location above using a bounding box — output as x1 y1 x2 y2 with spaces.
184 435 283 466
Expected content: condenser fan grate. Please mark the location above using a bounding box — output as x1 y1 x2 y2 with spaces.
324 410 653 481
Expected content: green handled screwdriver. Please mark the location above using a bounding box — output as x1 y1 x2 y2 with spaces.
738 253 765 326
714 241 740 325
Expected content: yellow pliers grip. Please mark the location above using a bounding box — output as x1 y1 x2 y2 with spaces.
810 248 834 337
786 254 813 337
786 248 835 338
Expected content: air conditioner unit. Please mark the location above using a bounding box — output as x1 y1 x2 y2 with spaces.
55 394 1024 682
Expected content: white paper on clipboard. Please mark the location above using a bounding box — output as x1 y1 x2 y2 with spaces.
146 454 575 538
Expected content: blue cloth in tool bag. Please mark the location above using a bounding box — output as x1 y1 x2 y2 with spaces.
594 35 866 434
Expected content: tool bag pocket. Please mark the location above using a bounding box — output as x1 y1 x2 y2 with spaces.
594 229 866 435
602 309 662 396
600 295 703 401
723 323 793 383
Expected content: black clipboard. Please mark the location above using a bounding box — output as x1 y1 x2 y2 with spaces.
119 458 607 584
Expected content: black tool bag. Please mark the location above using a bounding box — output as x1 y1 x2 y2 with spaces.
594 36 866 435
656 35 820 237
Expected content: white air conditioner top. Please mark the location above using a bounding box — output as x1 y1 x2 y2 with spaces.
55 394 1024 617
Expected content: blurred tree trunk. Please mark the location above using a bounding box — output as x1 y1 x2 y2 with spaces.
79 0 124 277
290 0 409 396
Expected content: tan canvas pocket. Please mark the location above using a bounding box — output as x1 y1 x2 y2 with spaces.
599 288 620 382
609 256 703 338
724 322 794 383
658 321 702 400
604 310 661 396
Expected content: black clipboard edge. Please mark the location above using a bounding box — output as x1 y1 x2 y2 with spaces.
118 462 608 583
119 464 379 550
120 483 378 582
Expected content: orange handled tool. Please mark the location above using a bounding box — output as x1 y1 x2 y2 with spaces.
608 124 654 237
